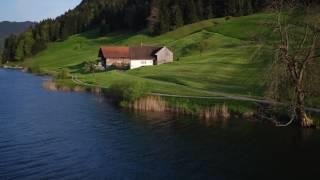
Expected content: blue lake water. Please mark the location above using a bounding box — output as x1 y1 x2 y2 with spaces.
0 68 320 180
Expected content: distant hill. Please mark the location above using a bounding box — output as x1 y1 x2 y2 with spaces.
0 21 33 48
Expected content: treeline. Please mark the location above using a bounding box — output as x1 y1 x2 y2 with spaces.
2 0 318 63
2 0 150 63
148 0 267 35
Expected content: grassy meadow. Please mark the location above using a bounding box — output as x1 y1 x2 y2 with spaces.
22 13 277 99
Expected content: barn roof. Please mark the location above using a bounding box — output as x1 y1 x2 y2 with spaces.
129 46 162 60
99 47 130 59
99 46 163 60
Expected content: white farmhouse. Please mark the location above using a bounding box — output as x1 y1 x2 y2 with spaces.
98 46 174 70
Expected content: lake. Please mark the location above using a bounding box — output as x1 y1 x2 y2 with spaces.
0 68 320 180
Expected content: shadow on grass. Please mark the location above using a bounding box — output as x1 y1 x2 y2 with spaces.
67 62 86 74
78 29 149 46
143 75 189 87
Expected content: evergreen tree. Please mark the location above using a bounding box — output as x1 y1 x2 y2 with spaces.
171 5 184 29
32 40 47 55
245 0 253 15
14 39 25 61
39 21 50 42
204 1 214 19
184 0 199 23
196 0 204 18
2 35 17 62
49 21 61 41
0 52 3 64
22 28 35 57
228 0 237 16
148 0 161 35
159 0 171 33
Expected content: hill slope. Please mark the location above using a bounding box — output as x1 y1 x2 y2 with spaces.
0 21 33 48
23 13 275 98
2 0 269 62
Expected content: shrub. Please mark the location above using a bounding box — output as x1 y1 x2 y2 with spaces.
109 81 150 104
29 65 42 74
83 61 96 73
0 54 3 65
55 69 70 79
198 40 210 55
83 60 105 73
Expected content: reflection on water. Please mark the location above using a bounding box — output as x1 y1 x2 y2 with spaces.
1 69 320 180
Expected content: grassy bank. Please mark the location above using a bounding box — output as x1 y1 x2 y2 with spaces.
8 12 319 118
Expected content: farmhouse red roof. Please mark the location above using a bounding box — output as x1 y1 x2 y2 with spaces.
99 47 129 59
99 46 162 60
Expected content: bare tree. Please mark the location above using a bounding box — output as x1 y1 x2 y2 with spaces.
267 0 320 127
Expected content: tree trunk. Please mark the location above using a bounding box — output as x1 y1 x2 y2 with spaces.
294 87 314 127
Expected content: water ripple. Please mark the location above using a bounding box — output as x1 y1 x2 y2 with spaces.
1 69 320 180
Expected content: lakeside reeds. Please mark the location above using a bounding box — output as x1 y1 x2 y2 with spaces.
128 96 167 112
199 104 230 120
43 78 232 121
128 96 231 120
42 80 86 92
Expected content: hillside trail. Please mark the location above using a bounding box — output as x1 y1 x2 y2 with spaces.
71 75 320 113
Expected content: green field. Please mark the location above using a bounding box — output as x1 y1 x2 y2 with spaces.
23 13 276 98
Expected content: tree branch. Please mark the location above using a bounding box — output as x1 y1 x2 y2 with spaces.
298 33 319 84
310 54 320 59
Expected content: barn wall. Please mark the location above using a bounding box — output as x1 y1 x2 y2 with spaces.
130 59 154 69
155 47 174 65
107 58 131 69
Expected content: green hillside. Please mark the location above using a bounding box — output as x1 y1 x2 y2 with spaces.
23 13 275 97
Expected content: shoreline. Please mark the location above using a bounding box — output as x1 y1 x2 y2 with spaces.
1 65 24 70
1 66 319 126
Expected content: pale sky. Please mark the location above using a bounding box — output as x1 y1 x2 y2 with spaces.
0 0 82 22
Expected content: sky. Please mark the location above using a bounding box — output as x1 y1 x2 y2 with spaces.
0 0 82 22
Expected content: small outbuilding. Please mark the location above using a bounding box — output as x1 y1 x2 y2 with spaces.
98 46 173 70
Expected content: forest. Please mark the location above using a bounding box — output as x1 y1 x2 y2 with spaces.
1 0 316 63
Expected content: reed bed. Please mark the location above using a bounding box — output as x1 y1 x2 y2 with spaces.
128 96 167 112
42 80 86 92
42 80 58 91
199 104 230 120
129 96 231 120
